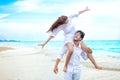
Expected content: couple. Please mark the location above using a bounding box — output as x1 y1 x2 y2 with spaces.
54 30 93 80
39 6 102 80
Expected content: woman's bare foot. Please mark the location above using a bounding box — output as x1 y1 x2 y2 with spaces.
95 65 102 70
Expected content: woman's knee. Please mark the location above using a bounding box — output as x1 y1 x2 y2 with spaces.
68 49 73 54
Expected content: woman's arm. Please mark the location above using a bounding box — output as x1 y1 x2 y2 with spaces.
69 6 90 20
78 6 90 14
38 36 54 48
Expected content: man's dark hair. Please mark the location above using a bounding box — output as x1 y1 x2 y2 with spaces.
75 30 85 38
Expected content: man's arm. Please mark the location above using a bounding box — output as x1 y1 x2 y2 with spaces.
80 41 92 53
87 51 102 69
80 42 102 69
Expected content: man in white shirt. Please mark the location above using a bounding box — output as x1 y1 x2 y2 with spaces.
53 30 88 80
53 30 102 80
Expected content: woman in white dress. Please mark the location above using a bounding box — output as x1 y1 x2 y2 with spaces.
39 7 102 71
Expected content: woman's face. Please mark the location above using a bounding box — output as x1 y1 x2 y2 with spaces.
74 32 82 41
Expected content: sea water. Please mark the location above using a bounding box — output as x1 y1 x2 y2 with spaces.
27 40 120 54
0 40 120 54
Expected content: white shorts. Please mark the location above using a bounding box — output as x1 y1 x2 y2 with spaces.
64 35 74 45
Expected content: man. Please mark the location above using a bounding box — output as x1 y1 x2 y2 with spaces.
53 30 102 80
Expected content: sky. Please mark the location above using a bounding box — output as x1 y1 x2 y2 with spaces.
0 0 120 41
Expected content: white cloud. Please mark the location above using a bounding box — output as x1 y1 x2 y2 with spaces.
14 0 41 12
10 1 120 19
0 14 9 19
59 1 120 17
12 0 85 13
13 0 120 16
89 3 120 18
82 26 120 40
0 22 49 41
0 14 9 23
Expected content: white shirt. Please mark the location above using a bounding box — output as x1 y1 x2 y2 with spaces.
57 43 88 72
51 13 79 44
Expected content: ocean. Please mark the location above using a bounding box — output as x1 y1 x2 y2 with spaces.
0 40 120 54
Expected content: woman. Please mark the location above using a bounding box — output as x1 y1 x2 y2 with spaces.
39 7 102 71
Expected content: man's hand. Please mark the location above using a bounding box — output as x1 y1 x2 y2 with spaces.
53 66 58 74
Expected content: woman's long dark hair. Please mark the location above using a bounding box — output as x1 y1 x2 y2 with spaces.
47 15 68 32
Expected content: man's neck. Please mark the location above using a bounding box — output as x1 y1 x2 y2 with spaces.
74 40 79 47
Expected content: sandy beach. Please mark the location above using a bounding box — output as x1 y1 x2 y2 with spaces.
0 46 120 80
0 47 14 52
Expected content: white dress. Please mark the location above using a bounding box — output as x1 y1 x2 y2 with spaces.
51 13 79 44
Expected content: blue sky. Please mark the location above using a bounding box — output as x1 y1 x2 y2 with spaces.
0 0 120 41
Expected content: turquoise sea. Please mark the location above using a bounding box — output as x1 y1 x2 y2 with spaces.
0 40 120 54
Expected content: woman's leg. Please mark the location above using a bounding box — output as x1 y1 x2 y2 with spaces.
63 42 73 72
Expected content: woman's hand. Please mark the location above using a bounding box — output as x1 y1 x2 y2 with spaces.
85 6 90 11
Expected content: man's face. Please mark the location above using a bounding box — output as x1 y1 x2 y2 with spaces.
74 32 82 41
